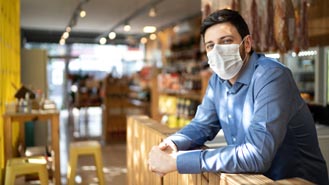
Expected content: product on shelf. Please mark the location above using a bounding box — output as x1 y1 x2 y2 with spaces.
159 95 200 128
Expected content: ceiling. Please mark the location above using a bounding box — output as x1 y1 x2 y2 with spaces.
20 0 201 45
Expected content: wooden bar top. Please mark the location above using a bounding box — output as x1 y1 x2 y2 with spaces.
127 115 315 185
3 110 59 122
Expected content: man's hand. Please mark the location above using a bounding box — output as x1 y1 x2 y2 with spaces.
158 139 178 153
148 145 177 176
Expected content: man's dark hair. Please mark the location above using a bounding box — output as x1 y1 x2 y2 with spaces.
200 9 250 40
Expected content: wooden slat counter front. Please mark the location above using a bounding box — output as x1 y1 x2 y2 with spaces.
127 115 274 185
3 110 61 185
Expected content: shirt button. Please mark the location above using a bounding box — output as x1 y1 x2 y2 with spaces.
232 137 236 142
228 115 232 119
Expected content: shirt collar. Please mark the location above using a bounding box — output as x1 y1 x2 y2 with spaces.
235 52 260 86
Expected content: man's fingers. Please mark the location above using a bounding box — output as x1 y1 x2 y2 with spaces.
159 140 177 152
158 141 168 150
148 143 176 176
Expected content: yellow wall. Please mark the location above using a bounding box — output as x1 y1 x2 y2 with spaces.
0 0 21 182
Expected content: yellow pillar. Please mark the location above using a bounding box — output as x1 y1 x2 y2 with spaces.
0 0 21 183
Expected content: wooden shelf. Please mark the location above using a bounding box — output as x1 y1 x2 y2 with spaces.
102 76 130 143
102 75 151 143
159 89 201 100
129 99 149 107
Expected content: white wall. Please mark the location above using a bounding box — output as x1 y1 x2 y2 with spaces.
21 48 49 146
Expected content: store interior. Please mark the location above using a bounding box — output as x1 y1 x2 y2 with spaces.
1 0 329 184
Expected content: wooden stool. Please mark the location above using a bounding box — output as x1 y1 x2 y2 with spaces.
67 140 105 185
5 156 49 185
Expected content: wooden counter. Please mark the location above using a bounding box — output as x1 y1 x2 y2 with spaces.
127 115 316 185
127 115 274 185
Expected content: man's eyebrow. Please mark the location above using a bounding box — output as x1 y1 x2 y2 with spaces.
204 40 213 45
204 35 234 44
219 35 234 40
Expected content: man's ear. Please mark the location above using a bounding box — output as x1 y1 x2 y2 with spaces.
244 35 252 53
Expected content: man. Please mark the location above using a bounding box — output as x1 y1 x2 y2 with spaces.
148 9 329 184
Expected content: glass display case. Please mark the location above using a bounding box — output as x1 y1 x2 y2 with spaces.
285 49 316 103
285 47 328 105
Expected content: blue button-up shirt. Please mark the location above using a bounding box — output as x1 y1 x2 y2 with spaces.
168 52 329 184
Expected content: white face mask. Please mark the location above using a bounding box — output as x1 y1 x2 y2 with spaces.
207 41 245 80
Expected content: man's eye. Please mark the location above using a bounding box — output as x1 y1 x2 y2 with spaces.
222 39 233 44
206 44 214 51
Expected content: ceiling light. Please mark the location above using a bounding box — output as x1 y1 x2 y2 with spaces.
59 38 65 45
99 37 107 45
143 26 157 33
66 26 71 32
62 32 70 39
124 23 131 32
149 33 157 40
140 37 147 44
148 7 157 17
108 32 116 40
80 10 86 18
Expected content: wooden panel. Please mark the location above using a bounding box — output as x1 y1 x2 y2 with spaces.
295 0 328 47
308 0 329 46
266 177 315 185
127 115 162 185
106 115 126 132
208 173 221 185
201 172 209 185
219 173 273 185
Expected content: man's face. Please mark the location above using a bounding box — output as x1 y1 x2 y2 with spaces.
204 22 252 63
204 22 252 83
204 22 243 53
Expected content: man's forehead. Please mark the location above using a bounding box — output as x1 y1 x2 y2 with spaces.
206 23 238 34
205 24 240 41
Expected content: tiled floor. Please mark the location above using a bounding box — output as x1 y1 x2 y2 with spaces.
17 107 127 185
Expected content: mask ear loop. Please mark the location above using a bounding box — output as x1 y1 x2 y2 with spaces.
239 35 250 62
239 35 249 47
